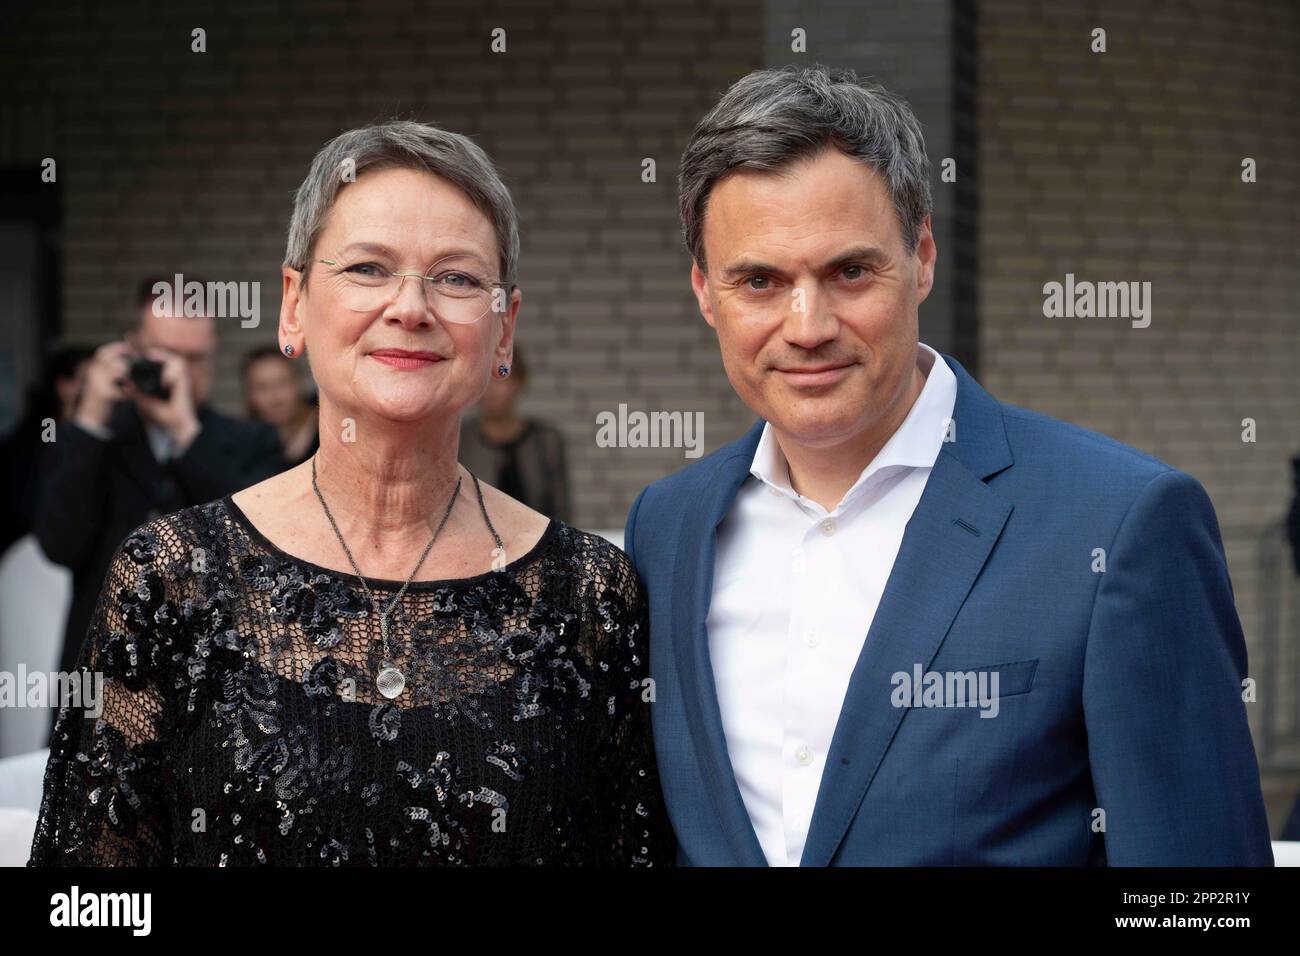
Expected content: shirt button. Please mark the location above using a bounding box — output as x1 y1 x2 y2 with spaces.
820 518 837 536
795 746 812 765
804 631 819 648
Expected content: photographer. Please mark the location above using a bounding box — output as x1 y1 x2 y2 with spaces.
33 278 286 722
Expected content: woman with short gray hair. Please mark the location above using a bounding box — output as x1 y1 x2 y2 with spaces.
29 121 673 866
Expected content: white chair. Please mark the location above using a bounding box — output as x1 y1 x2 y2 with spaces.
0 747 49 866
0 747 49 813
0 534 70 758
1272 841 1300 866
0 808 37 867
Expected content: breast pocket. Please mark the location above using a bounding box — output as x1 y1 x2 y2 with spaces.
975 659 1038 700
904 658 1039 717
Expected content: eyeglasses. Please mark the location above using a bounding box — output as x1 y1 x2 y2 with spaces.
316 255 513 324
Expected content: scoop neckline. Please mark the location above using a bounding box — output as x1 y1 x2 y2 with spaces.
221 493 558 591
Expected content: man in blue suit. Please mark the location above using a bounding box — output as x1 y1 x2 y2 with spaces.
623 64 1272 866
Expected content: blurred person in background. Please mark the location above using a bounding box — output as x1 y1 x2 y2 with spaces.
1285 456 1300 843
459 346 571 521
32 279 286 723
1287 454 1300 576
0 344 93 557
242 343 320 467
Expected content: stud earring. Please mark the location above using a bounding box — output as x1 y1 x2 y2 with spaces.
497 364 510 378
283 344 295 357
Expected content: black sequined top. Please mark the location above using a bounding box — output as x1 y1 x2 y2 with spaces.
27 495 675 866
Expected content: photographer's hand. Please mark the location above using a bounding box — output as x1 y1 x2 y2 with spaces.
131 346 201 452
74 341 131 434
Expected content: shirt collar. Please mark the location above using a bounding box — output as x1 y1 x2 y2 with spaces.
750 342 958 512
145 422 175 462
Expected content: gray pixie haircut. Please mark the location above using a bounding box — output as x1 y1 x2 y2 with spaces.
679 65 933 272
284 120 520 287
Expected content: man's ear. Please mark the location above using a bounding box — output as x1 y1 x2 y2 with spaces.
690 260 717 330
913 214 936 305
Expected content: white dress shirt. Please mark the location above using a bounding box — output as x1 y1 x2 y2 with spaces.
706 342 958 866
145 422 176 462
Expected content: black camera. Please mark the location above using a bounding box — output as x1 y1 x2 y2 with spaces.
127 356 172 400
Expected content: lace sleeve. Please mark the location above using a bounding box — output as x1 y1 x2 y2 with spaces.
585 542 676 865
28 524 180 866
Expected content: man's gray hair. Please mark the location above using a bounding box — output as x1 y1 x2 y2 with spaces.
679 65 933 271
284 121 520 287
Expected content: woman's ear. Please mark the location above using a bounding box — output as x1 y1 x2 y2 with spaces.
280 267 306 355
494 286 521 364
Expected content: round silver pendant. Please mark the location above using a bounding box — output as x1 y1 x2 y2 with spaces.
376 665 405 700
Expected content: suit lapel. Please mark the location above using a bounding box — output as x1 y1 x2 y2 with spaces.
798 355 1015 866
671 420 770 866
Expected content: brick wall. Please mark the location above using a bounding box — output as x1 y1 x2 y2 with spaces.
0 0 762 531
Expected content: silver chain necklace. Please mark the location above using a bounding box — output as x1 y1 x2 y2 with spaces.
310 453 503 700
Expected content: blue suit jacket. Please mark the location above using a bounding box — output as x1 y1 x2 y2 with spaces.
623 353 1273 865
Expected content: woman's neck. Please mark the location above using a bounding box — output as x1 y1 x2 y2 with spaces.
310 409 463 542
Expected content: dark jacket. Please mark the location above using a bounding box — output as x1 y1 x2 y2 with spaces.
33 401 286 681
458 417 572 522
0 410 52 557
1287 455 1300 576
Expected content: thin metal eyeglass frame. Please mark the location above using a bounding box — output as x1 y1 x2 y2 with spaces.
316 256 514 321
